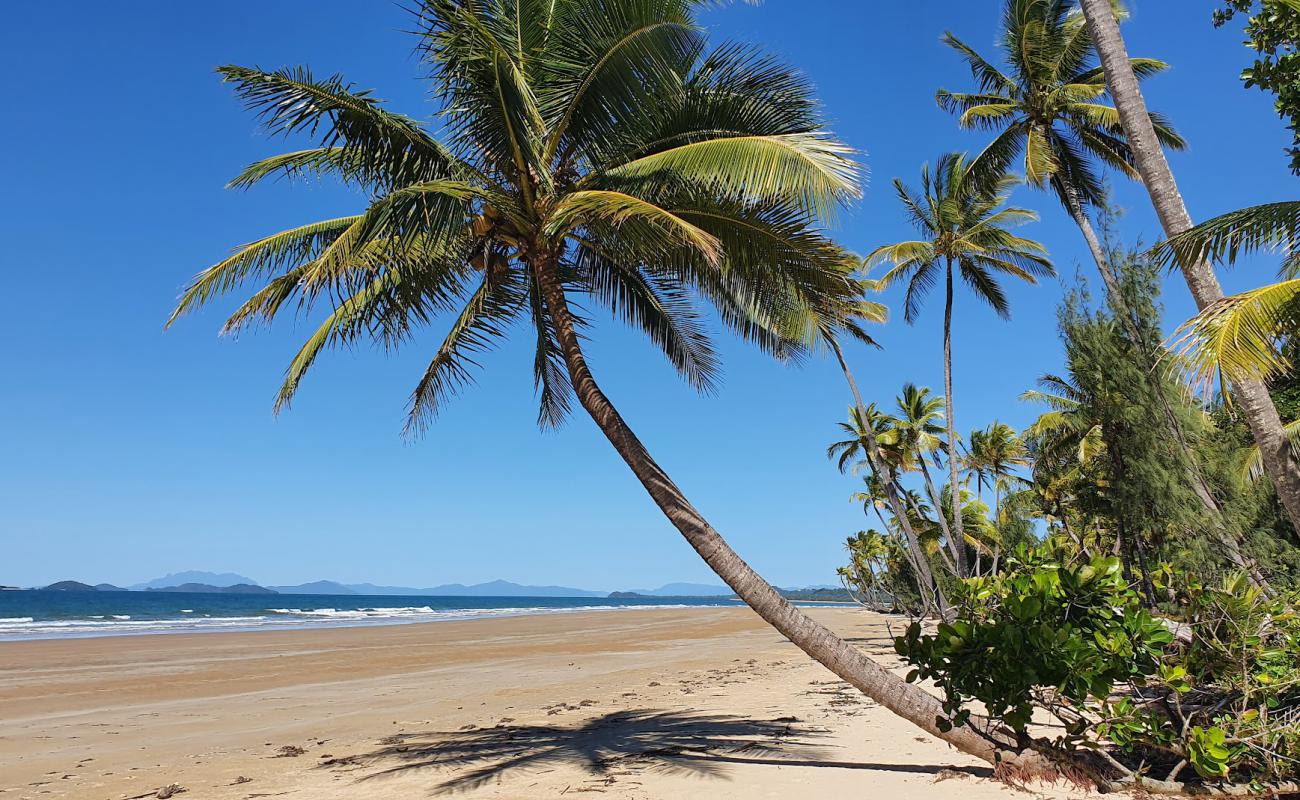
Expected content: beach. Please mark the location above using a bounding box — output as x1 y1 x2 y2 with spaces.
1 606 1074 799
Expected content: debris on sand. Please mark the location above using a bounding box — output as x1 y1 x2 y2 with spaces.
271 745 306 758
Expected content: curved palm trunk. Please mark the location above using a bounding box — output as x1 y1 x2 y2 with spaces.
943 260 968 576
1057 175 1269 588
1078 0 1300 538
917 456 962 575
830 339 950 617
530 254 1025 766
1055 177 1123 299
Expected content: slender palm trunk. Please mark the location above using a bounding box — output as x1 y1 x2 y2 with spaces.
943 259 968 576
1061 516 1091 560
917 457 961 575
1078 0 1300 537
829 339 949 617
528 254 1027 765
1058 175 1268 587
991 480 1002 575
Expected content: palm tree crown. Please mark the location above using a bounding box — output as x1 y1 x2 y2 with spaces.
867 153 1053 322
937 0 1184 206
171 0 862 430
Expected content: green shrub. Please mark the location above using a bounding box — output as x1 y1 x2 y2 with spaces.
895 546 1300 786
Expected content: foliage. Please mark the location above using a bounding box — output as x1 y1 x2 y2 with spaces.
1216 0 1300 174
1024 251 1221 595
895 548 1171 733
172 0 863 431
938 0 1183 207
896 546 1300 786
868 152 1053 323
1156 201 1300 388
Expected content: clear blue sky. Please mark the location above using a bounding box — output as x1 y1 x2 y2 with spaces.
1 1 1294 590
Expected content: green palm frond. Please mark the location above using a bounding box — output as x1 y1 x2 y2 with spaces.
217 65 462 187
575 244 719 392
1236 418 1300 485
176 0 864 433
1155 201 1300 270
405 270 531 432
599 132 861 217
169 216 363 325
1168 278 1300 388
547 190 721 264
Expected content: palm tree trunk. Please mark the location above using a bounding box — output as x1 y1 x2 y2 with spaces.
943 259 968 576
917 457 962 575
1060 516 1092 560
991 480 1002 576
1055 177 1120 297
529 253 1032 767
830 339 950 618
1057 175 1269 588
1078 0 1300 537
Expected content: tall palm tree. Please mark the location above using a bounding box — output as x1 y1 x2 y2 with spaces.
868 154 1054 576
170 0 1030 768
1077 0 1300 534
936 0 1183 299
963 421 1031 572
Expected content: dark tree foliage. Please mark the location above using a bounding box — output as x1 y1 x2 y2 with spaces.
1056 255 1206 595
1216 1 1300 173
1045 241 1300 588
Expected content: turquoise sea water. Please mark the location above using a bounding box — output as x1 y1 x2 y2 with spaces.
0 591 750 641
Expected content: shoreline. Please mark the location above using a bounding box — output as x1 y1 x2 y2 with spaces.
1 607 1074 799
0 597 754 643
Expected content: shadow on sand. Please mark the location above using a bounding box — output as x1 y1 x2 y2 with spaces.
327 708 991 794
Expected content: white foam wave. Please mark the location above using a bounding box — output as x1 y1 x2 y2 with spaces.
0 602 732 641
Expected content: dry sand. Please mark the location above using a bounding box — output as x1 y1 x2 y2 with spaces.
0 606 1081 799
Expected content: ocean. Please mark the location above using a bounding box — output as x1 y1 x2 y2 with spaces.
0 591 750 641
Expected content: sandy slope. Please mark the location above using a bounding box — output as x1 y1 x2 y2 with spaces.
0 607 1079 799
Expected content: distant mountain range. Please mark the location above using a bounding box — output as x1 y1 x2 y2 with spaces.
27 572 832 598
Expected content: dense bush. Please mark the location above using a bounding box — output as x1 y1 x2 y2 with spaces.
895 546 1300 787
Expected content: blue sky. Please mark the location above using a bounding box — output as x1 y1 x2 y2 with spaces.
1 1 1294 590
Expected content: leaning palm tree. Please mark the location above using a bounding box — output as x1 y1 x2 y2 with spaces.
937 0 1182 299
169 0 1036 770
828 404 948 615
868 154 1054 576
1077 0 1300 534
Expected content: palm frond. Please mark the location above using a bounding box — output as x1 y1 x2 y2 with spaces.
1155 201 1300 269
1168 278 1300 388
548 190 721 264
169 216 362 325
599 132 861 217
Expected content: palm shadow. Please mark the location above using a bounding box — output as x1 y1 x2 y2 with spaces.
328 708 989 794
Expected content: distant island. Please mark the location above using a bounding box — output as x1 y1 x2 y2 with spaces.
144 583 277 595
42 580 101 592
